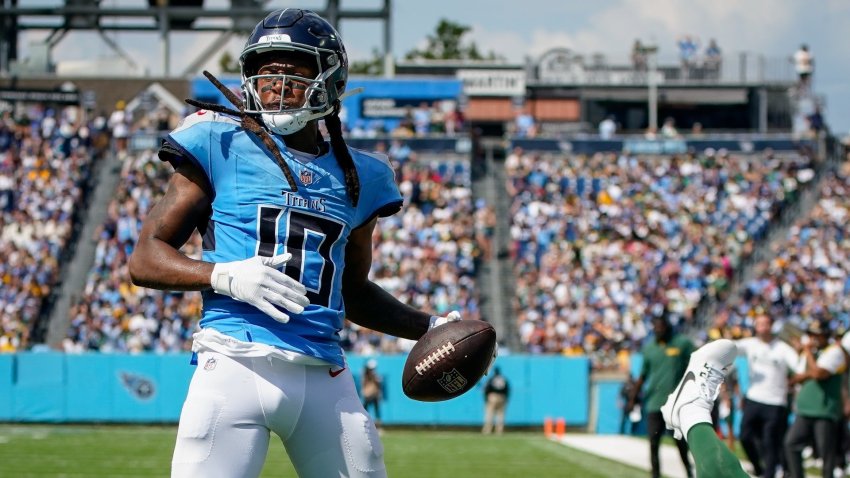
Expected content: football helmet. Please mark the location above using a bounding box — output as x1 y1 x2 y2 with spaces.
240 9 348 135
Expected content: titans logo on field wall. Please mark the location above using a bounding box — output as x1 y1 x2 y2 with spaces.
120 372 156 400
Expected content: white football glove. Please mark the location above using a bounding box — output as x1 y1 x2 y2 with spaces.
428 311 462 330
210 253 309 324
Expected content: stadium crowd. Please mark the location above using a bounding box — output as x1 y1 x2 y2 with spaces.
723 161 850 336
505 147 815 370
342 151 484 354
62 149 202 353
0 104 102 352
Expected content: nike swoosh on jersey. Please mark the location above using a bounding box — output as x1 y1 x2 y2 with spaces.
329 367 346 378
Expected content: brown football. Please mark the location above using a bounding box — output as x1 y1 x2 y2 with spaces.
402 320 497 402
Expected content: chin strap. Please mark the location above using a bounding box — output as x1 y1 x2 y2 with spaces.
338 87 364 102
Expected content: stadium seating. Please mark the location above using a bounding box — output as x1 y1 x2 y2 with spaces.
727 162 850 333
0 105 97 352
63 149 202 353
504 147 814 369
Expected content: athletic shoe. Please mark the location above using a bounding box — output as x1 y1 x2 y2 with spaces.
661 339 737 441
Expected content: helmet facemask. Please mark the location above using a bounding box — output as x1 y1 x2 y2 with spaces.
241 44 341 135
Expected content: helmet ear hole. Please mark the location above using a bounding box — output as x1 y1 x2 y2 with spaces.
308 90 326 108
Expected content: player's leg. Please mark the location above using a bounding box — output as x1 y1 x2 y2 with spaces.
673 435 694 478
647 411 664 478
660 339 748 478
686 424 749 478
494 397 506 434
482 395 495 434
171 351 271 478
281 365 387 478
739 399 765 477
784 415 814 478
813 418 839 478
761 404 785 478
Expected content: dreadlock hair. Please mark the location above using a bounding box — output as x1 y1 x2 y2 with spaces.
188 71 361 207
319 101 360 207
186 70 299 192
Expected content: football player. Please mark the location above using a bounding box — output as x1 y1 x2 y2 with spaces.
129 9 460 477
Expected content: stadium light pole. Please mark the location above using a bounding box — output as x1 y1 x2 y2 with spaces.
645 43 659 133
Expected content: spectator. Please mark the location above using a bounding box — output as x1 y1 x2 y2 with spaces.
735 313 799 478
108 100 130 155
598 115 617 140
412 101 432 137
513 105 536 138
631 39 647 71
482 366 510 435
677 35 700 80
660 117 680 138
807 105 826 137
628 315 695 478
704 39 722 80
785 321 845 478
793 44 814 92
360 359 385 429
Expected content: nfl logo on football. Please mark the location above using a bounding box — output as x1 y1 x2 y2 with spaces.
299 169 313 185
437 368 468 393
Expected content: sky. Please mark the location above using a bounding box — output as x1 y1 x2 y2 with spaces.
18 0 850 133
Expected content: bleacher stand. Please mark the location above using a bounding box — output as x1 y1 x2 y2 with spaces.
63 149 202 353
343 152 483 354
505 147 814 370
0 104 98 352
727 161 850 333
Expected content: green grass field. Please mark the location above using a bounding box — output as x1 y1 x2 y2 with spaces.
0 425 650 477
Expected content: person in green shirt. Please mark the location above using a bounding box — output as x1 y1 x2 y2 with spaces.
784 320 846 478
628 315 696 478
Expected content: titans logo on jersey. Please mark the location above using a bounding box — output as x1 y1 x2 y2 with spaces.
162 110 403 366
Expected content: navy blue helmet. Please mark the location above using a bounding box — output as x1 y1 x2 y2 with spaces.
240 9 348 135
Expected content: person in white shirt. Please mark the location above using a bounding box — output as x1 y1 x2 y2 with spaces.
793 44 814 91
735 314 799 478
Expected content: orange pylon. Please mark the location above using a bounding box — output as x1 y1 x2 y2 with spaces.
555 417 566 438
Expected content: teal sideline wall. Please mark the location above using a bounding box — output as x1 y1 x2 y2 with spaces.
0 353 589 426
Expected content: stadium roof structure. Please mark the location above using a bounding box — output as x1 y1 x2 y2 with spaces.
0 0 392 77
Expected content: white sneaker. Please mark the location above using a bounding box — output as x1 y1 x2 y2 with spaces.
661 339 737 440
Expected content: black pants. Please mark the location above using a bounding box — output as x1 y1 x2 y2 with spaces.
784 415 840 478
648 411 693 478
740 398 788 478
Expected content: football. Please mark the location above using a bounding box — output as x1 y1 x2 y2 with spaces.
402 320 497 402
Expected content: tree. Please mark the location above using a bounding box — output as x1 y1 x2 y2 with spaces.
405 19 503 61
350 48 384 76
219 51 240 74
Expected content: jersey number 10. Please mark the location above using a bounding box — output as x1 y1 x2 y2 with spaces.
257 206 345 308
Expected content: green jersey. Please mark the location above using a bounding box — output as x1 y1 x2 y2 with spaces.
796 345 846 421
640 334 695 411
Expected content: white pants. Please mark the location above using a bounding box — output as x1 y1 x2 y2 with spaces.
171 350 387 478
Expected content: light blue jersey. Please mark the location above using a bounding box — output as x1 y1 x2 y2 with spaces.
164 110 402 366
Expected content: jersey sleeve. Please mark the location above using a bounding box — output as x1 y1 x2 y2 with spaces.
352 149 403 228
816 346 846 374
781 342 800 370
163 111 215 178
